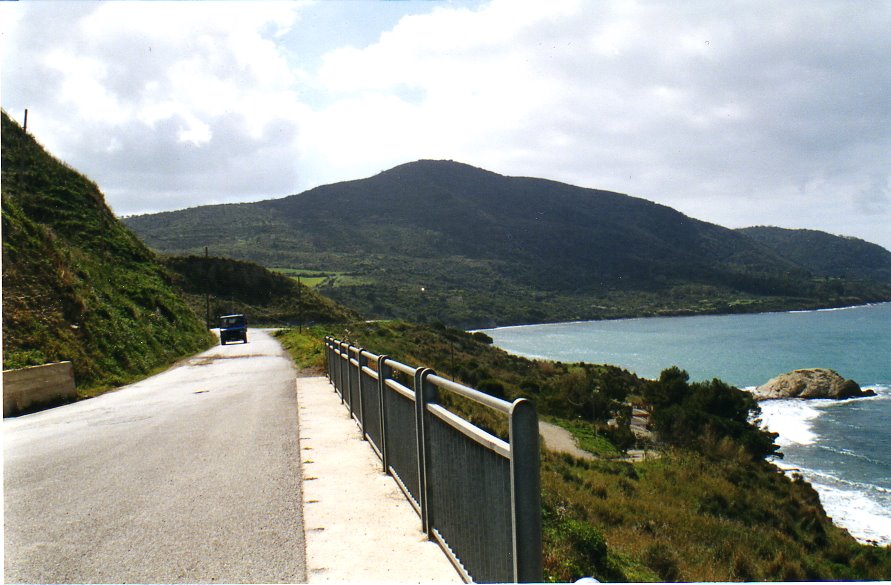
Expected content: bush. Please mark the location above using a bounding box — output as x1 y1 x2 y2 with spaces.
645 367 779 459
644 543 681 582
476 379 506 399
566 519 608 566
471 331 494 344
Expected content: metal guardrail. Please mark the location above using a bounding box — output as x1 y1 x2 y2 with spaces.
324 336 542 584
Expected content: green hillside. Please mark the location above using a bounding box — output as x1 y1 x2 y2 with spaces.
1 111 213 394
739 226 891 284
125 160 891 328
164 254 360 327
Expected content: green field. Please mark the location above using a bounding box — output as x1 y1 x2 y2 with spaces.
270 267 373 288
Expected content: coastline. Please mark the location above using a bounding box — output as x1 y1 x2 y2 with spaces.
757 387 891 546
482 304 891 547
476 300 890 334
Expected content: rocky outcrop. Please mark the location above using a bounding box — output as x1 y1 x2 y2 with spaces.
752 368 876 400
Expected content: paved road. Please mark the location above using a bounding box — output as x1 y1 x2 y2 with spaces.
4 330 306 583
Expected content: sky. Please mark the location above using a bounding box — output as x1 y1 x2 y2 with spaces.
2 1 889 250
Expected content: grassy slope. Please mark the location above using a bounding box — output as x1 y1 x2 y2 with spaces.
276 321 891 582
164 254 360 327
2 111 213 394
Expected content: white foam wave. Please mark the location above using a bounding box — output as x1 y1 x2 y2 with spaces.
863 384 891 400
754 387 890 447
763 387 891 546
786 302 880 314
757 399 826 446
808 481 891 546
804 467 891 496
771 462 891 545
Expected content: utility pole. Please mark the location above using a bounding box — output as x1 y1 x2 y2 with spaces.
297 275 303 333
23 109 28 133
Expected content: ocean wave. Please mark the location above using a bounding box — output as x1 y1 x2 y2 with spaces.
756 384 891 447
757 399 825 446
815 444 888 467
773 464 891 545
862 384 891 400
806 480 891 546
786 302 883 314
761 380 891 546
803 467 891 496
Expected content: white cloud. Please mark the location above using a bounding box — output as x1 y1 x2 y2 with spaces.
303 0 891 247
43 49 132 124
2 0 889 250
3 1 307 212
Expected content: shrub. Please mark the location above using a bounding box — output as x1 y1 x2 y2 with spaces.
471 331 493 344
644 543 681 581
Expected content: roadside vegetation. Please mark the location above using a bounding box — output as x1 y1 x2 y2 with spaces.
277 320 891 582
165 255 360 327
1 111 213 394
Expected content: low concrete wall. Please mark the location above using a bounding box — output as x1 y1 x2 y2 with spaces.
3 362 76 417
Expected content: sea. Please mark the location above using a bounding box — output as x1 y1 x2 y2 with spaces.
479 302 891 546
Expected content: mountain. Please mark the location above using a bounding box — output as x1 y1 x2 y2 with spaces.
738 226 891 284
1 111 213 393
124 160 891 328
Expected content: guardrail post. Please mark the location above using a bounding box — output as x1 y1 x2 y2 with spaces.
337 341 344 396
414 368 436 537
352 346 358 408
377 355 391 473
510 398 543 583
334 341 339 394
350 345 358 415
358 350 368 439
329 338 334 381
331 339 339 393
327 337 334 381
324 337 329 379
341 341 349 406
417 368 437 538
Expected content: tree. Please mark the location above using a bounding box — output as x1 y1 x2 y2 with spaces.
646 367 779 460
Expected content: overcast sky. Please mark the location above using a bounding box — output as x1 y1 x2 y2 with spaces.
2 1 889 250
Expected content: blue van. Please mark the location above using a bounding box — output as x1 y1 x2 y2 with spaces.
219 314 248 345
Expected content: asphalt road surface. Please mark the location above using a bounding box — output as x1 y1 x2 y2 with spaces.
4 330 306 583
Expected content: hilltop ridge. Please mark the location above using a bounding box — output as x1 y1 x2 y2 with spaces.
125 160 891 328
738 226 891 284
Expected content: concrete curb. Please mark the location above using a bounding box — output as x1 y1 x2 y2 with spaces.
296 375 462 583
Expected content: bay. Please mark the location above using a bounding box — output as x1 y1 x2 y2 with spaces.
480 302 891 545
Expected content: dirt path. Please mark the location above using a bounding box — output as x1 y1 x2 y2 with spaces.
539 420 658 463
538 421 595 460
